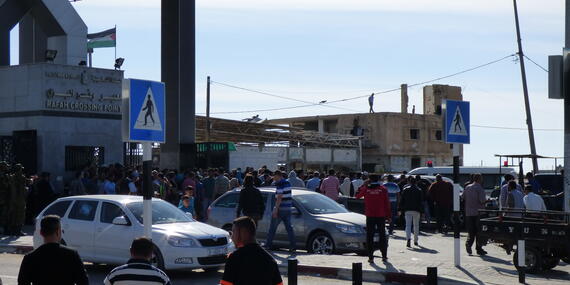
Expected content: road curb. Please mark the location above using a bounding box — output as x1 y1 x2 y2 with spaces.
277 263 477 285
0 244 34 255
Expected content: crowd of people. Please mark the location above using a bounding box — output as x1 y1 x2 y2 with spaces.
11 161 555 284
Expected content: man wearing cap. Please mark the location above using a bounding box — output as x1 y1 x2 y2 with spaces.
356 173 391 263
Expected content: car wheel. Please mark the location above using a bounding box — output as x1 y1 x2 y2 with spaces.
151 246 165 271
513 247 541 273
307 232 335 255
542 256 560 271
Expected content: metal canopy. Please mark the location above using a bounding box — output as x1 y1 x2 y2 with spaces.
494 154 563 159
195 116 360 148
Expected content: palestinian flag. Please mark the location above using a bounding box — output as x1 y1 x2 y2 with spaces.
87 28 116 49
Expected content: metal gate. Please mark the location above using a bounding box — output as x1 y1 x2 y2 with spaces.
196 142 229 170
124 142 143 167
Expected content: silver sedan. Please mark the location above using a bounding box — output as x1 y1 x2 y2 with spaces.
208 188 385 255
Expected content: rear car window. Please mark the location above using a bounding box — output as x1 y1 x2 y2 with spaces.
43 200 72 217
100 202 128 224
214 193 239 208
68 200 99 221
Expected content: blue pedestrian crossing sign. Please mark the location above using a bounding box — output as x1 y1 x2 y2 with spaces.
443 100 470 144
122 79 166 143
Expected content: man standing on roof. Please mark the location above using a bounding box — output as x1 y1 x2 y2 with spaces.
368 93 375 113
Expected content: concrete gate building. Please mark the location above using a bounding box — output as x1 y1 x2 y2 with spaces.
0 0 123 187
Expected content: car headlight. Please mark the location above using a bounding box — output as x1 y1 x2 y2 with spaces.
335 224 363 234
167 236 198 247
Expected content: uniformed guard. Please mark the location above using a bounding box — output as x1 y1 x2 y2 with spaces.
0 161 10 234
7 164 27 236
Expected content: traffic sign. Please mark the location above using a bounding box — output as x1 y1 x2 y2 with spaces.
122 79 166 143
443 100 470 144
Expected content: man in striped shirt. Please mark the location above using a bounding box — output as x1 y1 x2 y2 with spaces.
104 237 171 285
265 170 296 252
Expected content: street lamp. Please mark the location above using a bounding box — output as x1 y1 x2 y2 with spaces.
114 57 125 70
45 50 57 62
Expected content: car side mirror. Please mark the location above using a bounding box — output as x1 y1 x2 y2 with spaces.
112 216 130 226
291 207 300 216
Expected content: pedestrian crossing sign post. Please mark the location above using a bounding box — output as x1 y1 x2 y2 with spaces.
122 79 166 143
443 100 470 144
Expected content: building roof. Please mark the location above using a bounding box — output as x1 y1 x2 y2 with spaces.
266 111 432 124
195 116 359 148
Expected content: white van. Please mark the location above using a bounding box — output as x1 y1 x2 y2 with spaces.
408 166 517 193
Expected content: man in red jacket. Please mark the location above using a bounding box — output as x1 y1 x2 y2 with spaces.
356 174 391 263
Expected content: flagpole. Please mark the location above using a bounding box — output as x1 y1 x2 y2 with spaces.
114 24 117 61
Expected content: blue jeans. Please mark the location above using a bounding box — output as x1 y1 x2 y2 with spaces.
266 210 296 250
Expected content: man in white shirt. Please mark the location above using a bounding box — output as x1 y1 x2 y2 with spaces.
352 172 365 190
523 184 547 211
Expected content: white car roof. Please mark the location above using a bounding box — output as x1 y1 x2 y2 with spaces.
56 195 161 205
230 187 315 195
409 166 516 174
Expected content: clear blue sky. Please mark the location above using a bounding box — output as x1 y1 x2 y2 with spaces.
9 0 567 171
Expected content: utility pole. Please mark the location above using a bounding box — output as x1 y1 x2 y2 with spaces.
206 76 211 142
562 0 570 213
513 0 539 174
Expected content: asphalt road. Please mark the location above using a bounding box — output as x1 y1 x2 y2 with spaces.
0 253 377 285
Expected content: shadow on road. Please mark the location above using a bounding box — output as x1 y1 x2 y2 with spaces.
410 245 438 254
457 266 485 285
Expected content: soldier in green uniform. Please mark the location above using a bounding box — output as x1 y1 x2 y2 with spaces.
7 164 27 236
0 161 11 235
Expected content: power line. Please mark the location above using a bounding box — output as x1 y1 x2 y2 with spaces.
210 80 360 112
326 54 517 104
200 103 320 115
472 124 561 131
523 55 548 73
208 53 517 115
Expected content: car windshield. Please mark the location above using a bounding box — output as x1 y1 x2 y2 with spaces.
126 200 194 225
295 194 348 215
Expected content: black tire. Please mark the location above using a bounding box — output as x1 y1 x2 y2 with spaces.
307 231 335 255
152 246 165 271
513 247 541 273
542 257 560 271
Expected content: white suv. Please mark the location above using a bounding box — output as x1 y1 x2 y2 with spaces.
33 195 234 270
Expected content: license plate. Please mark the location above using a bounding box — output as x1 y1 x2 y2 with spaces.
209 247 227 256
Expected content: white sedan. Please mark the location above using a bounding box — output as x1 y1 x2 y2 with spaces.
33 195 234 270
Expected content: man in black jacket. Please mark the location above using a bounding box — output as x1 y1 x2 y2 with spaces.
18 215 88 285
399 176 424 248
221 216 282 285
237 174 266 225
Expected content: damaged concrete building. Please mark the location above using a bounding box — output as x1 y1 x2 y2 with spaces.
267 84 464 173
